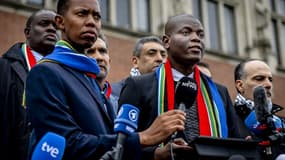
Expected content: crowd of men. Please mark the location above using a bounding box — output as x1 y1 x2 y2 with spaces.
0 0 284 160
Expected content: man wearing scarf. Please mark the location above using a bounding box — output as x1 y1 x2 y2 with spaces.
118 14 242 159
0 9 58 160
25 0 187 159
233 59 284 159
111 36 167 112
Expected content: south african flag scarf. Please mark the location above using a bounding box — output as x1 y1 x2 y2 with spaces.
21 43 37 71
156 59 228 138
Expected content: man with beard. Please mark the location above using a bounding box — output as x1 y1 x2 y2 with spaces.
233 59 284 159
111 36 167 112
85 33 112 101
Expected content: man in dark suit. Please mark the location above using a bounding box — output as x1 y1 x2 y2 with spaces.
25 0 187 159
233 59 284 159
0 9 58 160
111 36 167 112
119 14 242 159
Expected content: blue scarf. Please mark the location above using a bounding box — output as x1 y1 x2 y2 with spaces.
43 40 100 75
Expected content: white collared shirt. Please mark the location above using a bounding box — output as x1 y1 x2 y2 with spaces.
31 50 43 63
171 68 194 82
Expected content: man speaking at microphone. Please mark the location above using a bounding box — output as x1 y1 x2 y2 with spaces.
119 14 242 159
233 59 284 159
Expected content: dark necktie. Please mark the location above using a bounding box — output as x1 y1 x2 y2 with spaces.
184 101 200 143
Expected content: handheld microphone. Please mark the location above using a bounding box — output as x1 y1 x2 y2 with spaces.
175 77 198 111
113 104 139 160
31 132 66 160
172 77 197 139
254 86 270 124
244 86 280 136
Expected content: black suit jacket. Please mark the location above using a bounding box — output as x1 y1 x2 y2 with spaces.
0 43 29 160
119 72 242 159
26 61 141 160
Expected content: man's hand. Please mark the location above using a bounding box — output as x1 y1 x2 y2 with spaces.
139 110 186 146
154 138 193 160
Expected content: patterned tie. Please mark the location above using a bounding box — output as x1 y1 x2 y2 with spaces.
184 100 200 143
174 81 199 143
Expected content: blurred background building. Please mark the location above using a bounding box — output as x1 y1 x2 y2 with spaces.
1 0 285 114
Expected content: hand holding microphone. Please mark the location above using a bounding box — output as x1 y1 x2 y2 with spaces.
172 77 198 139
139 110 186 146
139 77 198 146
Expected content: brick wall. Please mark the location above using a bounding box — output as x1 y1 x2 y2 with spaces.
1 10 285 116
0 10 26 55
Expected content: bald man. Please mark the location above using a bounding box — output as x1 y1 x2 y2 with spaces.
118 14 242 159
234 59 284 159
0 9 58 160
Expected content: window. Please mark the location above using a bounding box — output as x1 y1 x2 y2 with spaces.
136 0 150 32
270 0 277 12
279 0 285 15
192 0 202 20
224 4 237 54
207 0 220 50
271 19 281 64
282 23 285 64
27 0 44 6
270 0 285 66
99 0 109 22
283 23 285 44
116 0 130 29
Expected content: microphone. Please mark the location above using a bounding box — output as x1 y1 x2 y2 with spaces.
244 86 280 136
172 77 197 139
254 86 270 124
113 104 139 160
175 77 198 111
31 132 66 160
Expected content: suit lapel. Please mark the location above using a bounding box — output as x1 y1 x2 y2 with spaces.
11 61 28 84
65 67 114 126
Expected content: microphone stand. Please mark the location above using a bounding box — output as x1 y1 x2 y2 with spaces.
99 146 120 160
99 135 126 160
258 114 283 160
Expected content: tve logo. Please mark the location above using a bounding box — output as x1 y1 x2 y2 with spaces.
41 142 59 158
31 132 66 160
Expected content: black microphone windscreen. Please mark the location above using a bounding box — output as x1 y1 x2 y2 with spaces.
175 77 198 109
253 86 269 123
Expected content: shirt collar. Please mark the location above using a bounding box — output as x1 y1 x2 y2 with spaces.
171 68 194 82
31 50 43 63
